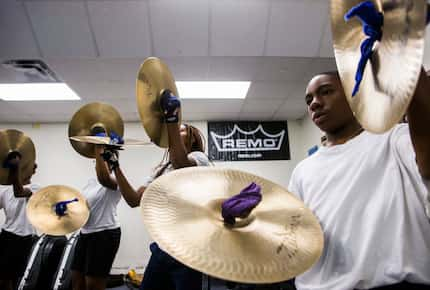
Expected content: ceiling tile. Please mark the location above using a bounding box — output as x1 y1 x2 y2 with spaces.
241 98 285 114
266 0 328 57
47 58 143 83
25 1 97 57
149 0 209 56
207 57 262 81
210 0 269 56
182 99 244 113
163 57 210 81
254 57 312 81
0 0 40 58
246 81 304 100
87 1 152 58
273 99 307 120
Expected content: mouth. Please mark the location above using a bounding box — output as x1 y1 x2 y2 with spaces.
312 111 327 124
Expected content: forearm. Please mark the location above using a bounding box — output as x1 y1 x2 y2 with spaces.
10 170 31 197
407 68 430 179
95 148 117 190
167 123 193 168
113 166 141 208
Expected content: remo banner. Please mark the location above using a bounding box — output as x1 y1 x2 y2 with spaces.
208 121 290 161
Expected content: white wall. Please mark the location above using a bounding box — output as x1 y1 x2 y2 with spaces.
0 119 321 273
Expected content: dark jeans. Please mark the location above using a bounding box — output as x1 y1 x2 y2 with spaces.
356 281 430 290
140 242 201 290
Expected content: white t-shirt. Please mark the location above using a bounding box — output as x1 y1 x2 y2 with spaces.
288 124 430 290
0 184 41 236
142 151 211 187
81 178 121 234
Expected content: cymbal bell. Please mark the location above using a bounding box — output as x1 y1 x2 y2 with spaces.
136 57 181 148
331 0 427 133
141 167 324 283
0 129 36 185
68 102 124 158
27 185 90 236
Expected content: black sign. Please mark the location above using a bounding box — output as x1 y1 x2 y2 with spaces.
208 121 290 161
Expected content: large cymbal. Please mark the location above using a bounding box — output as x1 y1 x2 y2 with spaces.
136 57 181 148
331 0 426 133
27 185 90 236
69 136 151 147
0 129 36 185
141 167 324 283
68 102 124 158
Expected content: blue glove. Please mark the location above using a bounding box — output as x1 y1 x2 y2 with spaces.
109 131 124 145
55 198 78 216
345 1 383 97
160 89 181 123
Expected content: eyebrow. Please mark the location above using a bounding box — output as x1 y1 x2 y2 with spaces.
305 83 333 100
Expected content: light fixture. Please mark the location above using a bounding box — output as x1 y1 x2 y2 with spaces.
176 81 251 99
0 83 80 101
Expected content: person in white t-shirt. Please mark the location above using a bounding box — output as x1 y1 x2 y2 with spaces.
102 90 210 290
288 70 430 290
0 153 39 290
71 145 122 290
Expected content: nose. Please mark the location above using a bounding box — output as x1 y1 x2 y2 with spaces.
309 95 323 112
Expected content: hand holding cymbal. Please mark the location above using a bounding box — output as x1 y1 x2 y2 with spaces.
136 57 181 148
0 129 36 185
331 0 427 133
27 185 90 236
141 167 324 283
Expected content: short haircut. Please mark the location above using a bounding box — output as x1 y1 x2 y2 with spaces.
318 71 340 79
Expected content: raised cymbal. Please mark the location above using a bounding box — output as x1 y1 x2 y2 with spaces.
27 185 90 236
68 102 124 158
331 0 427 133
69 136 151 147
0 129 36 185
141 167 324 283
136 57 181 148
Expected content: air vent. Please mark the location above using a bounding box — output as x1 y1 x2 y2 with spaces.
1 59 61 83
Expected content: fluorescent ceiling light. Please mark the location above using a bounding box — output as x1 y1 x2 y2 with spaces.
176 81 251 99
0 83 80 101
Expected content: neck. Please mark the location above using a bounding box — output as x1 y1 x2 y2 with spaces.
325 121 363 147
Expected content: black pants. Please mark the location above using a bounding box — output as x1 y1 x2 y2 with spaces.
0 229 35 280
356 281 430 290
71 228 121 277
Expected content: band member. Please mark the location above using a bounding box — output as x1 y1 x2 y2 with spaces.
103 91 210 290
0 154 39 290
71 145 122 290
288 70 430 290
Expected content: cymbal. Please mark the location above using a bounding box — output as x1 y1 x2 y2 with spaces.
331 0 427 133
70 136 151 147
27 185 90 236
0 129 36 185
68 102 124 158
136 57 181 148
141 167 324 283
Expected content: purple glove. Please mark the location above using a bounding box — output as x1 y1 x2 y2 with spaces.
160 89 181 123
222 182 262 225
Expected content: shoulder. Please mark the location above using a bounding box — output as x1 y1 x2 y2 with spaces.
188 151 211 167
